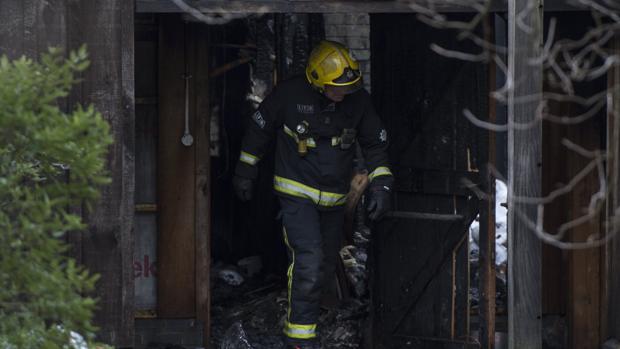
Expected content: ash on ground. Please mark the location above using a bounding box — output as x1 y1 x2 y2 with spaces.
211 234 372 349
211 275 369 349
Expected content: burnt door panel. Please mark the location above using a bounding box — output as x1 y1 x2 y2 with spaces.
370 14 488 348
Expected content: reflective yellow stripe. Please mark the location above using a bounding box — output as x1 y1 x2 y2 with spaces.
274 176 346 207
283 227 295 321
284 321 317 339
283 125 316 148
318 191 347 206
369 166 393 181
275 176 320 202
282 229 317 339
331 137 341 146
240 151 259 165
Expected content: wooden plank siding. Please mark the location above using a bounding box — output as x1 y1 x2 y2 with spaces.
543 83 605 349
541 116 568 317
157 16 212 344
66 0 136 345
566 119 603 349
0 1 136 346
0 0 68 59
157 14 197 317
539 13 607 348
506 0 543 348
606 36 620 341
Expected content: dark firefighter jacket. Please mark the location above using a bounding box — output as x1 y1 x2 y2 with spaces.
235 75 393 208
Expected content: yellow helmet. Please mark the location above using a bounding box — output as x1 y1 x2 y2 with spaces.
305 40 362 93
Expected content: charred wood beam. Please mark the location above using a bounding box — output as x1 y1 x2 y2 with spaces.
386 211 464 221
478 16 496 349
137 0 587 14
192 22 212 348
209 56 253 78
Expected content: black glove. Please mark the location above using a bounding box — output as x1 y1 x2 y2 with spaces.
367 186 391 221
233 175 254 202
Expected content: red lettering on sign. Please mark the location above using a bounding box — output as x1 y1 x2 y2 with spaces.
133 261 142 278
133 255 157 279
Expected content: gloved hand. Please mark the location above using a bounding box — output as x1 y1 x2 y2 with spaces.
367 186 391 221
233 175 254 202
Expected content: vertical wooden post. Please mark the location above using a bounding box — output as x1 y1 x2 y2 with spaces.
507 0 543 347
65 0 136 345
479 15 497 347
606 36 620 340
191 23 212 347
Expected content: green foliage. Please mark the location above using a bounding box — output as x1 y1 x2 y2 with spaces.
0 47 113 348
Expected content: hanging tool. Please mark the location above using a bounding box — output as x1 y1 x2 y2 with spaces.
180 20 194 147
296 121 310 156
181 74 194 147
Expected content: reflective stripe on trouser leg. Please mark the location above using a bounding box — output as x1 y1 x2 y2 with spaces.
279 197 322 339
282 227 295 321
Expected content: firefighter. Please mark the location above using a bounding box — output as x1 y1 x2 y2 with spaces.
233 40 393 349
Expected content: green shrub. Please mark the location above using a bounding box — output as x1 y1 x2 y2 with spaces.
0 47 112 348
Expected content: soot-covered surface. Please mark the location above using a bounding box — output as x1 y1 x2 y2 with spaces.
210 222 372 349
210 273 369 349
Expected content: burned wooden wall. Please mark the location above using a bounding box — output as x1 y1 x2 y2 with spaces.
541 12 607 349
370 13 487 348
209 14 324 275
0 0 135 346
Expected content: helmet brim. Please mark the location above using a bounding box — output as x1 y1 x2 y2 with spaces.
324 77 363 95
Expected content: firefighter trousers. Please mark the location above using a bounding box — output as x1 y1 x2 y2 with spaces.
279 197 344 340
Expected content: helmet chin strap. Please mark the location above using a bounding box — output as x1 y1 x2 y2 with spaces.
307 80 325 95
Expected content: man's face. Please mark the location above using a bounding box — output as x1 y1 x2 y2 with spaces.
324 85 348 102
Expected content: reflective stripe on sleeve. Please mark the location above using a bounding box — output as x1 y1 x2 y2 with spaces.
283 125 316 148
240 151 260 165
284 321 317 339
274 176 346 207
368 166 393 181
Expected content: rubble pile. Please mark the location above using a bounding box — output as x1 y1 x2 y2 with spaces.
211 275 370 349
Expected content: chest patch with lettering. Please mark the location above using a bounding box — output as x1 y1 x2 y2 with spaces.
297 104 315 114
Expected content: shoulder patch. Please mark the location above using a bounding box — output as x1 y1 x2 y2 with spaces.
252 111 266 129
379 129 387 142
